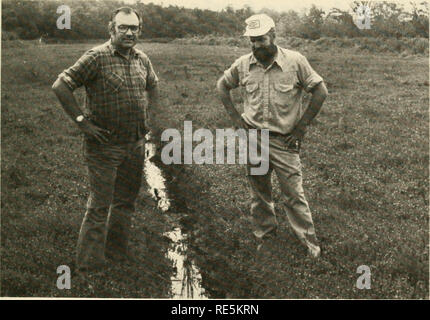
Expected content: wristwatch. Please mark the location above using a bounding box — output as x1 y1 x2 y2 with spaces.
76 115 85 123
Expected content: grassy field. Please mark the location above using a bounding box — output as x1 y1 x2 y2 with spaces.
1 40 429 298
172 35 430 56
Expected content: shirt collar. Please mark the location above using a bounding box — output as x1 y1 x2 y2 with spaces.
107 39 139 59
249 46 288 71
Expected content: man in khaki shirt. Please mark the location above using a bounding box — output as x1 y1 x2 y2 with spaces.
217 14 328 257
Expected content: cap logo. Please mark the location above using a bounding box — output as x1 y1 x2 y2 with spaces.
248 20 260 29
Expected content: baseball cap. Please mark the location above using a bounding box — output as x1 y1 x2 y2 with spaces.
243 14 275 37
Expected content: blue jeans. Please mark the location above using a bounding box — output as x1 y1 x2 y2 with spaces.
76 138 145 271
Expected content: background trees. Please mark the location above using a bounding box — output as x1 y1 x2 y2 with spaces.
1 0 428 40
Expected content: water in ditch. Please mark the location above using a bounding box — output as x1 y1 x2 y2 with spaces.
144 135 208 299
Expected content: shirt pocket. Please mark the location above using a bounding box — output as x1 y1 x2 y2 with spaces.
134 60 148 89
103 71 124 92
272 82 295 106
245 81 259 93
136 68 147 92
244 81 260 106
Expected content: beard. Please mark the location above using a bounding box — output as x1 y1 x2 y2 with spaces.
252 44 277 63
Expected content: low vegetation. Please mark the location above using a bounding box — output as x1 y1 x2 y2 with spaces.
1 40 428 298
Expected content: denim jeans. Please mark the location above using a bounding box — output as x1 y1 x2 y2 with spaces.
76 138 145 271
246 133 319 252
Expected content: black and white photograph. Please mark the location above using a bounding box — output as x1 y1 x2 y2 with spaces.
1 0 429 301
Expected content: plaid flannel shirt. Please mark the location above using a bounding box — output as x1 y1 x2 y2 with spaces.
58 40 159 143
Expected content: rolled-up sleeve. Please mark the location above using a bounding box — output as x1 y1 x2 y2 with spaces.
223 58 240 89
297 55 323 93
145 58 159 90
58 50 98 90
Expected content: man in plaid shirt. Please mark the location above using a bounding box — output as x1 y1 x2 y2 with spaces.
52 7 159 277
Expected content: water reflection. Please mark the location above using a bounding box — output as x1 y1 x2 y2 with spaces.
144 135 208 299
164 227 208 299
144 136 170 212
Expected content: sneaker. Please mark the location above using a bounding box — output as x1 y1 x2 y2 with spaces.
308 245 321 259
253 226 277 240
256 229 277 252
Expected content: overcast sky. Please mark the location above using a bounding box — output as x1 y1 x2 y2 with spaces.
129 0 413 13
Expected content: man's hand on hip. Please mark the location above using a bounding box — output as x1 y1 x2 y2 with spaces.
285 81 328 149
78 119 111 143
286 125 307 149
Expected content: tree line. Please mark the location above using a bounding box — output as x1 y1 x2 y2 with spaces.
2 0 429 41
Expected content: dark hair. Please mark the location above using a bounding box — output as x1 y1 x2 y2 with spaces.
109 7 142 32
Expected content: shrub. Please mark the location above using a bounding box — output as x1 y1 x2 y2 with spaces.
170 35 428 57
412 38 429 55
2 31 20 41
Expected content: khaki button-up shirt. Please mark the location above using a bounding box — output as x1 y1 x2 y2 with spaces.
224 46 323 135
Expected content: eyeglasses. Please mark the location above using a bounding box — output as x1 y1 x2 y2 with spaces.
117 24 140 34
